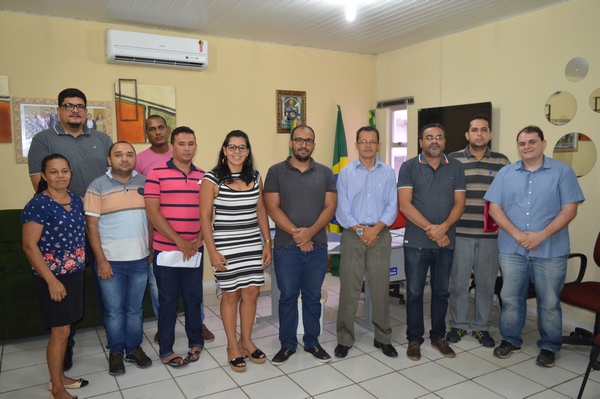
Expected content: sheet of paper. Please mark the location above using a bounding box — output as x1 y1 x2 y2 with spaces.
156 251 202 268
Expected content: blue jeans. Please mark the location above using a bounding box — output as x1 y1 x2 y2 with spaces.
498 253 567 353
404 247 454 344
274 243 328 351
98 258 148 355
153 250 204 359
149 261 205 322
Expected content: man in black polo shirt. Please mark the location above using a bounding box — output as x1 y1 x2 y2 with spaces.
264 125 337 366
398 123 466 361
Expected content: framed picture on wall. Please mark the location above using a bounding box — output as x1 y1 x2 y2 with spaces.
276 90 306 133
13 98 112 163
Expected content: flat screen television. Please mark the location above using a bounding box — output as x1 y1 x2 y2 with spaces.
417 101 492 155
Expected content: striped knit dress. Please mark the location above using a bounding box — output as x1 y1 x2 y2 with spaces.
203 170 265 291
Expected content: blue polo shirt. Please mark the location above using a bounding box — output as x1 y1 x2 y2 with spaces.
484 156 584 258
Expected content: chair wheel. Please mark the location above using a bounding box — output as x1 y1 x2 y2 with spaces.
593 361 600 371
399 299 405 305
570 331 582 338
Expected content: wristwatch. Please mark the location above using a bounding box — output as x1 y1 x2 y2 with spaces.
356 227 364 236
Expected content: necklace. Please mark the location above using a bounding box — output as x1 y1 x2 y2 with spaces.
59 202 72 206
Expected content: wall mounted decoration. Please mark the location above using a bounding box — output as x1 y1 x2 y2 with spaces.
114 80 176 143
13 97 112 163
276 90 306 133
0 76 11 142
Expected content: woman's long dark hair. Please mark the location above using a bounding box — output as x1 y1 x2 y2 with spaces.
36 153 71 195
212 130 257 185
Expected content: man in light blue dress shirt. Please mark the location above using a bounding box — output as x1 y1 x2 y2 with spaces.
334 126 398 359
484 125 584 368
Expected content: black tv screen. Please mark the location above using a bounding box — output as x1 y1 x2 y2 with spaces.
417 102 492 155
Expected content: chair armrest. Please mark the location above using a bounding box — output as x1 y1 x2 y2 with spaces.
567 253 587 284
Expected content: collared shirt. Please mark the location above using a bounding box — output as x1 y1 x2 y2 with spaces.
335 158 397 229
144 159 205 252
263 156 337 246
484 156 584 258
28 125 113 197
135 148 173 176
397 153 466 249
84 169 148 261
448 145 510 238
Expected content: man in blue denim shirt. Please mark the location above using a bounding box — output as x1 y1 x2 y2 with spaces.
485 125 584 368
264 125 337 366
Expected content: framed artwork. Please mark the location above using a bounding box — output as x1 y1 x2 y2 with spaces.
276 90 306 133
115 80 176 143
13 97 112 163
0 75 11 142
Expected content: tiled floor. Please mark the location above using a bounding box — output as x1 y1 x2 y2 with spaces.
1 274 600 398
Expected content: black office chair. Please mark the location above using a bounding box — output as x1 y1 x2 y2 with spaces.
577 334 600 399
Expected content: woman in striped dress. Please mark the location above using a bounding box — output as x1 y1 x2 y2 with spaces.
200 130 272 372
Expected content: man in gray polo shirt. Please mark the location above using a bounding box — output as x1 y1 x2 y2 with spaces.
398 123 466 361
264 125 337 366
28 88 112 370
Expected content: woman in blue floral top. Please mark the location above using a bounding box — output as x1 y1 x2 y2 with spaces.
21 154 88 399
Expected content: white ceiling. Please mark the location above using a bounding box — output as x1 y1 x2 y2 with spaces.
0 0 568 54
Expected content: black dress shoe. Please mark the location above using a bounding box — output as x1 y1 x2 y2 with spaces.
334 344 350 358
63 345 74 371
374 339 398 358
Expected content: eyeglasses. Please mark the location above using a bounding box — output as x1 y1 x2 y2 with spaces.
292 137 315 145
60 103 86 111
226 144 248 153
358 140 378 146
422 135 445 141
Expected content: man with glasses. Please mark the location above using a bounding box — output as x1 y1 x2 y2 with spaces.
28 88 113 370
334 126 398 359
398 123 466 361
264 125 337 365
134 115 215 345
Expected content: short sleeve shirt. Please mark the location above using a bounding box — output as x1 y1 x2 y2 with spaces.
21 192 86 276
484 156 584 258
263 157 337 246
397 154 466 249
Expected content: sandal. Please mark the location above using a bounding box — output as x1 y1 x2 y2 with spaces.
229 356 246 372
185 349 202 363
240 346 267 364
161 356 189 368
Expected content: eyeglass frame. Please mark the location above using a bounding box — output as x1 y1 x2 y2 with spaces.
421 134 445 142
292 137 315 146
357 139 379 146
60 103 87 111
225 144 249 153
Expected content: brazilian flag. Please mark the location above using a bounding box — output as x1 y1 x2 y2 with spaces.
329 104 348 276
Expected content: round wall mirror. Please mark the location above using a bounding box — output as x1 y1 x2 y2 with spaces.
545 91 576 125
565 57 589 82
553 133 596 177
589 88 600 113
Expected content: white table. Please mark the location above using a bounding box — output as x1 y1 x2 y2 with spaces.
257 229 406 331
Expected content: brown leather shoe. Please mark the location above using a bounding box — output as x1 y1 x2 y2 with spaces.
407 341 421 361
431 338 456 358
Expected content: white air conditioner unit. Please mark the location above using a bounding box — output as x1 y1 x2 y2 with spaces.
105 29 208 70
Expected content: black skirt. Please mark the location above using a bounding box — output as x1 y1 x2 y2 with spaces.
33 272 84 328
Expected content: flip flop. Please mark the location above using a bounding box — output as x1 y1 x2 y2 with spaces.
240 346 267 364
162 356 189 368
185 349 202 363
229 356 246 372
